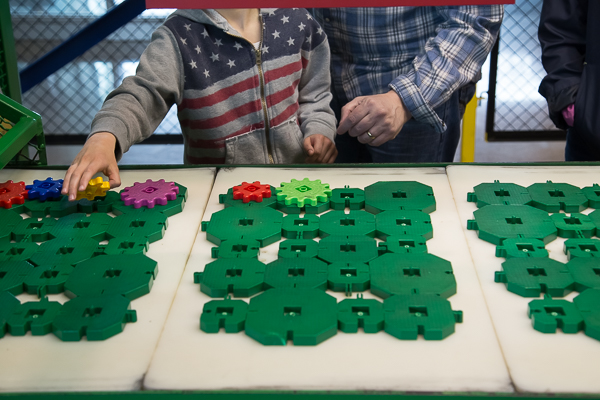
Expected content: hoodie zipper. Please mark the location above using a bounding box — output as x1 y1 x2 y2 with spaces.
224 14 274 164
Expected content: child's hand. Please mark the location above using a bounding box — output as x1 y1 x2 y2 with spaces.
62 132 121 201
304 134 338 164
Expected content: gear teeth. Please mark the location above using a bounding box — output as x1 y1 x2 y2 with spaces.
0 180 28 209
232 181 272 203
120 179 179 209
276 178 332 207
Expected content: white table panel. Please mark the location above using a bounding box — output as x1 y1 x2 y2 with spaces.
145 167 511 393
447 165 600 394
0 168 215 393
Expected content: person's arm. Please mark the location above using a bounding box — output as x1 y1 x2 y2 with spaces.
390 5 504 133
538 0 587 130
62 25 184 199
297 18 338 164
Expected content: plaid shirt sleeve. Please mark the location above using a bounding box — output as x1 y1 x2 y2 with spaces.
389 6 503 133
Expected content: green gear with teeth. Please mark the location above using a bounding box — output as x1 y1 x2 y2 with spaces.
276 178 332 207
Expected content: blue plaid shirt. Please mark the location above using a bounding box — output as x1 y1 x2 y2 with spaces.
311 7 504 132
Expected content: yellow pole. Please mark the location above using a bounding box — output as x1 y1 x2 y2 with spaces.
461 92 478 162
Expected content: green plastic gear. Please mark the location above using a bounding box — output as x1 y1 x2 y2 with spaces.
275 178 332 207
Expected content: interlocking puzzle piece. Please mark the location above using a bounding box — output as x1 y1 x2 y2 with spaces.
0 180 27 209
120 179 179 209
573 289 600 342
330 187 365 210
278 239 319 259
338 295 383 333
114 183 188 217
219 185 277 209
317 235 380 264
64 254 158 300
467 205 557 245
0 292 20 338
528 295 584 334
6 297 62 336
364 181 436 214
495 238 548 259
211 239 260 259
467 181 532 207
276 199 330 215
51 213 113 242
527 181 588 213
23 264 75 298
99 236 149 256
0 242 39 262
378 235 428 254
319 210 376 238
29 237 99 267
375 210 433 240
264 258 328 290
201 207 283 247
75 177 111 201
201 297 248 333
370 253 456 299
106 210 168 243
550 213 596 239
384 294 463 340
52 295 137 341
26 177 63 202
232 181 272 203
245 288 338 346
77 191 122 214
566 258 600 292
24 195 78 218
564 238 600 260
0 208 23 242
582 184 600 209
12 216 57 242
328 262 370 294
589 210 600 233
495 258 575 297
0 261 34 295
281 214 320 239
194 258 265 298
275 178 332 207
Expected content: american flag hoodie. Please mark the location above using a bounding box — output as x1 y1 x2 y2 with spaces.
90 8 336 164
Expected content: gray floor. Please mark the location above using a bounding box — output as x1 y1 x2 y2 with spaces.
46 100 566 166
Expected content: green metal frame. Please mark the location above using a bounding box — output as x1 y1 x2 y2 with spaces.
0 92 47 169
0 0 22 103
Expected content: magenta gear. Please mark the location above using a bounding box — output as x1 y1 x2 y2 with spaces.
120 179 179 209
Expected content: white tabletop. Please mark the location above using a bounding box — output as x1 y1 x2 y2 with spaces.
447 165 600 394
0 168 215 393
144 167 511 393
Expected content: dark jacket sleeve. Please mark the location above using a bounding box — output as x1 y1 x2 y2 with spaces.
538 0 587 130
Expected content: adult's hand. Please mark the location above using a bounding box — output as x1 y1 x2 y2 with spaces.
337 91 412 147
62 132 121 201
304 134 338 164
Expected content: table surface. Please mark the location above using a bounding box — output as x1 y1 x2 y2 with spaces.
2 165 599 395
0 168 216 393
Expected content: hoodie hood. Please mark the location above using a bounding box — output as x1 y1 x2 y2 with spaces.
167 9 278 32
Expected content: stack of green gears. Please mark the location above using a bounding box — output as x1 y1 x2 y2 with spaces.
198 178 463 346
467 180 600 340
0 178 187 341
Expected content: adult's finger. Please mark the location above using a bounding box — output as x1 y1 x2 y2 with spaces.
337 97 369 135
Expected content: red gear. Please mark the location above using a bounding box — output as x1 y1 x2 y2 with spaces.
0 180 28 209
232 181 272 203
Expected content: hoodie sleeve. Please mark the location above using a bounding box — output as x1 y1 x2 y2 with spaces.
538 0 587 130
296 19 337 143
89 25 185 160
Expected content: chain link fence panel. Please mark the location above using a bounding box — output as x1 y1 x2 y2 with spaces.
10 0 180 137
493 0 558 133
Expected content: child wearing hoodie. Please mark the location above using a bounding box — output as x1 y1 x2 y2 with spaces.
63 8 337 199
